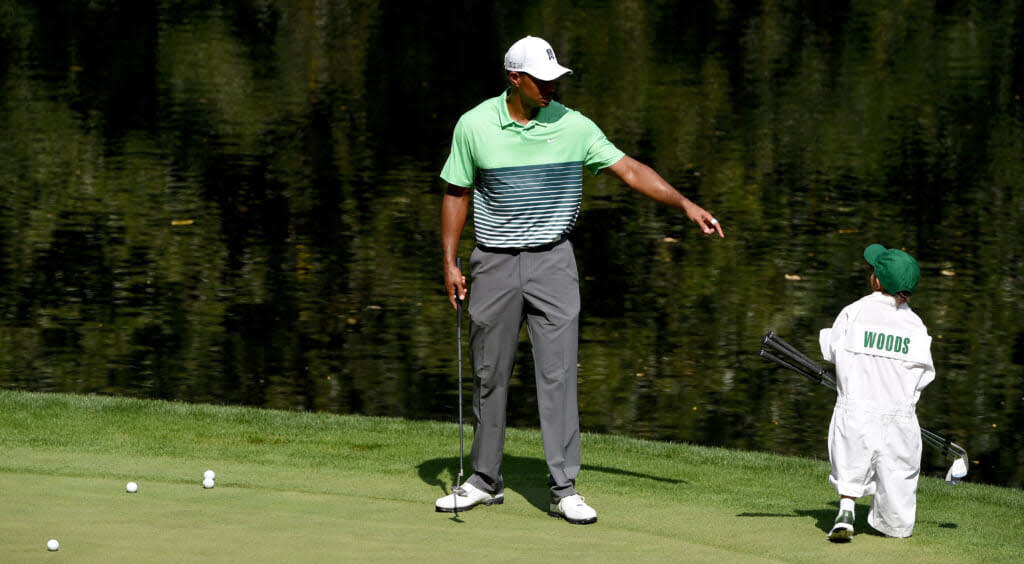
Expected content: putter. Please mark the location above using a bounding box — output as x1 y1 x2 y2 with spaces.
451 258 467 512
759 330 969 483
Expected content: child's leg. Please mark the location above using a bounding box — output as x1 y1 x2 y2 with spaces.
868 417 922 538
827 408 876 542
828 408 874 497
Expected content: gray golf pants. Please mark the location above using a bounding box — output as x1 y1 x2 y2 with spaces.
464 239 581 502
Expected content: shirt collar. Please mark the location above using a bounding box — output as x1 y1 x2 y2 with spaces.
867 291 900 306
498 89 550 130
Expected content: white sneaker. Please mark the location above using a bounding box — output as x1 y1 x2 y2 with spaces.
549 494 597 525
435 482 503 513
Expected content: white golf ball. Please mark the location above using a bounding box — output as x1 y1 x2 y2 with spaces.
203 477 215 489
203 470 215 480
47 539 59 551
126 481 138 493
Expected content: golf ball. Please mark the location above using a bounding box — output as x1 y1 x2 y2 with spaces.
47 539 59 551
203 470 215 480
203 477 215 489
126 481 138 493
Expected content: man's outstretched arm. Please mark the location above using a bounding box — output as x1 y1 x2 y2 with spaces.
605 155 724 238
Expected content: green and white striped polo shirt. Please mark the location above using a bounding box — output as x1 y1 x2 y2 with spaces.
441 91 625 248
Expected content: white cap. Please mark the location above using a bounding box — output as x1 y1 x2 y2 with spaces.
503 36 573 81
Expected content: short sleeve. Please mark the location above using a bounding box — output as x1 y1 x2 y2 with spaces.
440 116 476 188
820 307 852 363
579 116 625 176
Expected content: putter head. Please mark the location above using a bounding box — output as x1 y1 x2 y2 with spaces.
945 456 968 485
452 485 467 496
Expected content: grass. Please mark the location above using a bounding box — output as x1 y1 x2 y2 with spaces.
1 389 1021 562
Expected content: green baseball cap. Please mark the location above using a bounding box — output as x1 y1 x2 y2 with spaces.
864 243 920 294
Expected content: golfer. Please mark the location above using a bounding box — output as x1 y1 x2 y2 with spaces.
819 244 934 541
435 35 723 524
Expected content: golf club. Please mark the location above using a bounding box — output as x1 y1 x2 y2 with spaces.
759 330 969 483
451 257 466 513
760 330 967 456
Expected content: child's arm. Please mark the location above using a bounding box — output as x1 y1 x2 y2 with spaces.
819 328 837 363
819 309 851 363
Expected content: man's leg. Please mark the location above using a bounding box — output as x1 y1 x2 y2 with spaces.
522 241 581 501
465 247 524 494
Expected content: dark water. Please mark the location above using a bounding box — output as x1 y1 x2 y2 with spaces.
2 1 1023 488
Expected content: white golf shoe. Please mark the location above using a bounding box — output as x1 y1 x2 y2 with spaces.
435 482 503 513
549 494 598 525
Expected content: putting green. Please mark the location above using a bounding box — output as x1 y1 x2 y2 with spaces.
1 468 776 562
1 390 1021 562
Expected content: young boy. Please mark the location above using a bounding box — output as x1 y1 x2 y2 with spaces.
818 244 935 541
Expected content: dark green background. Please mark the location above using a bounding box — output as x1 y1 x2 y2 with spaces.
1 0 1022 487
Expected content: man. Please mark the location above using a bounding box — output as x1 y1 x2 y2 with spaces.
435 35 724 525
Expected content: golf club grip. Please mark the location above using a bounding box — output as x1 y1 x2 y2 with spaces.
760 349 837 391
763 332 826 374
456 257 463 311
455 255 463 365
762 333 835 384
762 331 825 372
763 331 817 365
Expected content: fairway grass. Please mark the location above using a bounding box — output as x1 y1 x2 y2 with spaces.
1 390 1021 562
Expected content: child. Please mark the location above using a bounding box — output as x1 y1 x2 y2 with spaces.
818 244 935 541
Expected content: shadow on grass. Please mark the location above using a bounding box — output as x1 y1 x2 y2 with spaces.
418 454 685 513
737 500 873 534
737 506 862 536
738 500 958 537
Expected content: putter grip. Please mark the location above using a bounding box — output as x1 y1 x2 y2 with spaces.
455 257 463 309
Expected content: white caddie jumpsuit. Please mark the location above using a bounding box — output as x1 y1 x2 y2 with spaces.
819 292 935 538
